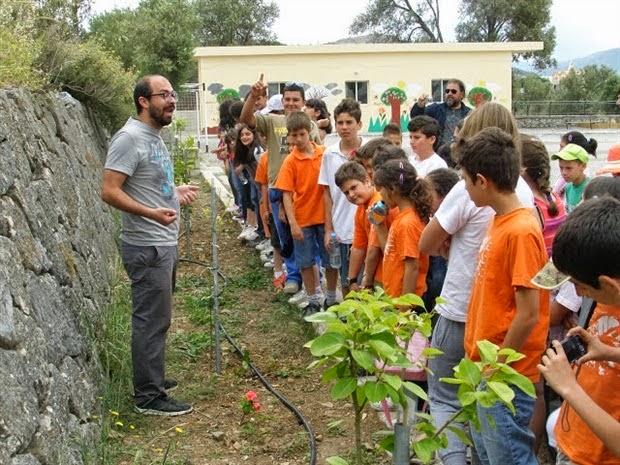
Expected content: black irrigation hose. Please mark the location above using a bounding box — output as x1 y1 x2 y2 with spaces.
218 322 317 465
195 187 317 464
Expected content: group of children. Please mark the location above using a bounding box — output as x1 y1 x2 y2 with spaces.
213 80 620 465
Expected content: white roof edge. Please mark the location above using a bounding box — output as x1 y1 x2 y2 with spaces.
194 42 544 57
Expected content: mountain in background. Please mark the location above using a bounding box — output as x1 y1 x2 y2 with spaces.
515 48 620 75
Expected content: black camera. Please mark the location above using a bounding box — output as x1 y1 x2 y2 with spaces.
556 335 587 363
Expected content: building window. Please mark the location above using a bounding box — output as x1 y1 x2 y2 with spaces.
268 82 287 96
431 79 451 103
345 81 368 104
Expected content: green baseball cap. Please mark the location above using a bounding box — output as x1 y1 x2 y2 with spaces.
551 143 589 164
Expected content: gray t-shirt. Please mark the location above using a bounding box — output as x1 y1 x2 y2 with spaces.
105 117 179 246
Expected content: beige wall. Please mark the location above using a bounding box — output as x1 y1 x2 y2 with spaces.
195 43 543 134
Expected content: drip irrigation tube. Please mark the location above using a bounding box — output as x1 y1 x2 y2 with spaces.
183 187 317 464
218 323 317 465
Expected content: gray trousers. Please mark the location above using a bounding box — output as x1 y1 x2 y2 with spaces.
428 315 480 465
121 242 177 403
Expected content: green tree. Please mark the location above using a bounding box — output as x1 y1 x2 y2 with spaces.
133 0 200 89
455 0 556 69
512 74 552 102
88 8 138 71
194 0 280 46
349 0 443 43
555 65 619 102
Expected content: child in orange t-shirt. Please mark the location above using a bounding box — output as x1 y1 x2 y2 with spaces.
274 111 329 316
536 196 620 464
334 161 377 292
372 159 432 299
459 127 549 465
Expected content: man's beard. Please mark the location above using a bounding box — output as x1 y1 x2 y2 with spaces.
150 105 174 127
446 96 459 108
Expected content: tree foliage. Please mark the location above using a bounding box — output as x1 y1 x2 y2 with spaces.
132 0 200 89
554 65 620 102
350 0 443 43
194 0 279 46
350 0 556 69
455 0 556 69
512 73 553 102
88 8 138 72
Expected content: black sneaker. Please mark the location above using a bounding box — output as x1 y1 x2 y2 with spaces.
302 302 322 318
134 396 193 416
163 379 178 392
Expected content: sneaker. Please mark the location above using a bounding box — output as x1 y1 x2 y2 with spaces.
237 226 250 240
283 281 300 295
287 289 307 304
260 251 273 263
297 298 309 310
245 229 259 241
135 396 193 416
163 379 178 392
273 273 287 292
264 259 274 269
226 205 240 213
246 236 263 248
232 213 244 222
302 302 322 317
255 239 271 251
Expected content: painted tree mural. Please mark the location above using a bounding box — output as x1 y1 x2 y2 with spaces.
381 87 408 125
216 88 240 104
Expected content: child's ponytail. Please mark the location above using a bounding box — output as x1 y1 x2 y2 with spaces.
409 177 433 224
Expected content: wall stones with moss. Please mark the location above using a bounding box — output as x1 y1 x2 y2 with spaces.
0 89 117 465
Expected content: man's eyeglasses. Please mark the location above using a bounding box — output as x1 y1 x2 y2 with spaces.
445 89 459 95
148 91 179 101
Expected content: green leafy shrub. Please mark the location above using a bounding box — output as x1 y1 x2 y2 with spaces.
37 33 136 132
0 28 44 89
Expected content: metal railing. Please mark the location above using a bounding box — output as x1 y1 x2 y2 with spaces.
513 100 618 117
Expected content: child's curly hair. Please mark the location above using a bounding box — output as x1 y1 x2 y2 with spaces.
373 159 433 223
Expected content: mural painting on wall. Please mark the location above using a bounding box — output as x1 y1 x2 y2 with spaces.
368 81 420 133
468 86 493 107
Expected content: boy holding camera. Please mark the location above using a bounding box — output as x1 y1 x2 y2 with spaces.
537 196 620 463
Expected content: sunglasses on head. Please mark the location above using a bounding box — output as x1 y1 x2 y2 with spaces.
445 89 459 95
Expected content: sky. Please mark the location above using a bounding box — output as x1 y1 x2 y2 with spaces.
91 0 620 62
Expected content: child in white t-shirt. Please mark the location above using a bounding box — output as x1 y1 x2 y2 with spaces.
407 115 447 176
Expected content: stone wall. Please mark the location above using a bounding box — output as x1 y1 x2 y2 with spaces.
0 89 118 465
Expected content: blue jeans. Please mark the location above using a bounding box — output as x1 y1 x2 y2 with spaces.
294 224 332 269
121 242 177 403
228 166 243 208
268 188 301 285
470 383 537 465
428 316 473 465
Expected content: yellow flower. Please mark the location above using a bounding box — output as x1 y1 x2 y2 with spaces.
91 415 99 420
114 421 123 427
109 410 119 416
155 448 163 453
175 427 183 434
129 425 136 430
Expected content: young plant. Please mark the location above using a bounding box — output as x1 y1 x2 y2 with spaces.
305 290 536 465
403 339 536 463
304 288 437 465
